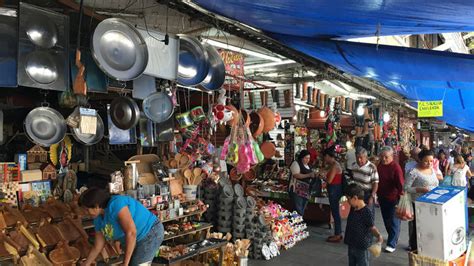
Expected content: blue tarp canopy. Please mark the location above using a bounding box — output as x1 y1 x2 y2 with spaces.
194 0 474 131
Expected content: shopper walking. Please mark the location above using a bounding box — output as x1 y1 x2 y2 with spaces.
322 147 344 243
348 147 379 217
376 146 404 253
289 150 316 216
404 149 441 251
344 183 383 266
437 150 450 177
80 187 164 266
450 155 472 187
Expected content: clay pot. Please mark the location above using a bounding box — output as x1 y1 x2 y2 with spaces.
249 111 264 138
258 107 275 133
226 104 239 126
260 142 276 159
244 168 256 181
230 168 242 182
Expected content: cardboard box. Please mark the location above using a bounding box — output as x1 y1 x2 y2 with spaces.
415 187 467 261
20 169 42 182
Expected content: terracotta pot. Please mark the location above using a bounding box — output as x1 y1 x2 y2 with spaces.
260 142 276 159
249 111 264 138
258 107 276 133
230 168 242 182
226 104 239 126
243 168 256 181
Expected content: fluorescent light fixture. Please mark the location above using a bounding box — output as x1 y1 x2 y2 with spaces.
320 110 326 117
356 105 365 116
383 112 390 123
245 60 295 70
307 71 318 77
203 39 283 62
349 93 376 99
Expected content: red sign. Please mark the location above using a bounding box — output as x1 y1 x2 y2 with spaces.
219 50 244 90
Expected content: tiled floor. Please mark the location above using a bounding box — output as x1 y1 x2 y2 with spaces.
250 207 409 266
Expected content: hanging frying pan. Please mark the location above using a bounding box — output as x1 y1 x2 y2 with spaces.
177 35 209 86
156 116 175 142
142 92 174 123
91 18 148 81
71 114 104 145
24 106 67 147
110 96 140 130
200 43 225 91
249 111 264 138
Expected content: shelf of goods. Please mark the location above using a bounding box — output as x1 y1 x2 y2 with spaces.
154 238 228 265
164 223 213 241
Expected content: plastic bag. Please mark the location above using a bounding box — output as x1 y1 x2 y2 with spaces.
396 193 414 221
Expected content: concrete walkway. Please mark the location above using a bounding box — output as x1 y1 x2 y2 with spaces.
250 207 410 266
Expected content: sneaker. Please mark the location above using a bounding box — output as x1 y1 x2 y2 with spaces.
384 246 396 253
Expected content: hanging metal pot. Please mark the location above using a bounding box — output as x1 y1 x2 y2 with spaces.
24 106 67 147
142 92 174 123
71 114 104 146
177 35 209 86
109 96 140 130
91 18 148 81
200 43 225 91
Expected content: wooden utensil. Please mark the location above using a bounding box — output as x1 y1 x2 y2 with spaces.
73 0 87 96
183 169 193 185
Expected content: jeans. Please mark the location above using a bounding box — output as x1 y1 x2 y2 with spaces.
290 191 308 216
363 191 375 219
130 220 164 265
328 184 343 235
348 246 369 266
379 197 401 249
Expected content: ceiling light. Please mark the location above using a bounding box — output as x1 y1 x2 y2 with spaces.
245 60 295 70
203 39 283 62
346 141 353 149
320 110 326 117
349 93 376 99
383 112 390 123
307 71 318 77
356 105 365 116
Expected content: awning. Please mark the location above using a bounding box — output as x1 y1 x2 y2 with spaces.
194 0 474 39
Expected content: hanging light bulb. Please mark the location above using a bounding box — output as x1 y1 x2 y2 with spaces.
346 141 353 149
356 105 364 116
320 110 326 117
383 112 391 123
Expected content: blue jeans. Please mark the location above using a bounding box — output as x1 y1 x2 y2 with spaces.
130 220 164 265
290 191 308 216
328 184 343 235
379 197 401 249
348 246 369 266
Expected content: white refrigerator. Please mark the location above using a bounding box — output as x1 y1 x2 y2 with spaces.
415 186 466 261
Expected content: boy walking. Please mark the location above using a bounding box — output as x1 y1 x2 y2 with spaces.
344 183 384 266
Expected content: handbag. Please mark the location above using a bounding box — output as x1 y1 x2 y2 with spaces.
294 179 310 199
309 178 322 197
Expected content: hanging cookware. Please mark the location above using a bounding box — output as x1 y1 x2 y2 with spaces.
142 92 174 123
260 142 276 159
24 106 66 147
155 116 175 142
200 43 225 91
91 18 148 81
71 114 104 146
258 107 276 133
226 104 239 126
0 7 17 87
175 112 193 128
136 27 179 81
109 96 140 130
249 111 264 138
18 3 69 91
241 109 250 127
177 35 209 86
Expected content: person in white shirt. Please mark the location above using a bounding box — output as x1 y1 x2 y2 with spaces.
450 155 472 187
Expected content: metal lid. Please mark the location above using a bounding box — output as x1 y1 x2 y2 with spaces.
24 106 66 147
25 51 58 84
177 35 209 86
92 18 148 81
110 96 140 130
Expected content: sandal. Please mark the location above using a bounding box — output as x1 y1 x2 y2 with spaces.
326 235 343 243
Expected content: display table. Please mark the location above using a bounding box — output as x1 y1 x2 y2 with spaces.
257 190 349 227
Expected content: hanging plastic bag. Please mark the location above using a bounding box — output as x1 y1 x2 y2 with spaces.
395 193 414 221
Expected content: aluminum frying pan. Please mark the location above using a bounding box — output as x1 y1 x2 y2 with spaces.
177 35 209 86
24 106 66 147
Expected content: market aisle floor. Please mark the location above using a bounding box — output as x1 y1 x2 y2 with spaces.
250 207 409 266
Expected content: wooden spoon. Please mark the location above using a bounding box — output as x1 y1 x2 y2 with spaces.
183 169 193 185
193 168 202 178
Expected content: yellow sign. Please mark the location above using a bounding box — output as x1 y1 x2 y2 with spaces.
417 101 443 117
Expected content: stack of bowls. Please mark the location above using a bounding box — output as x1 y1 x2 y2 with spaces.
203 186 219 226
217 184 234 233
